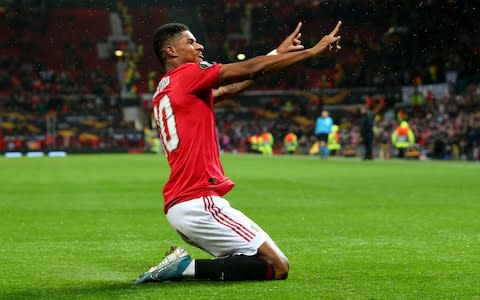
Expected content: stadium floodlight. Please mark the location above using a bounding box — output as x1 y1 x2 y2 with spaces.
236 53 246 61
114 50 124 57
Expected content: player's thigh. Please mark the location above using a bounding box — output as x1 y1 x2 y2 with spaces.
166 196 267 258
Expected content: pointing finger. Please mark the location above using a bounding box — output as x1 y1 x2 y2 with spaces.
289 22 303 38
329 21 342 37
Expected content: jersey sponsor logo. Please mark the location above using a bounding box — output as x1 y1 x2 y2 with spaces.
198 61 214 69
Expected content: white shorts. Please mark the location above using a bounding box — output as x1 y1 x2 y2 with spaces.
166 195 267 258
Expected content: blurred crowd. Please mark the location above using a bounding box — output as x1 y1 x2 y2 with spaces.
210 84 480 161
198 0 480 160
1 0 479 160
0 3 142 152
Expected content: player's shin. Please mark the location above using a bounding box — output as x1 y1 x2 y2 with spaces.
194 255 275 281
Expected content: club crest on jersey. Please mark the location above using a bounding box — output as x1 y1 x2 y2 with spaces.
199 61 214 69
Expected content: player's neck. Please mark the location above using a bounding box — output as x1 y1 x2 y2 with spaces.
165 58 190 72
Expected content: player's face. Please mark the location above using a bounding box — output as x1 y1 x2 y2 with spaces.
173 30 204 64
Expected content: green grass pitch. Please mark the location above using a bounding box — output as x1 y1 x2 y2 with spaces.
0 154 479 299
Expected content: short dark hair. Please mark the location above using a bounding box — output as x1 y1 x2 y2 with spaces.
153 23 189 69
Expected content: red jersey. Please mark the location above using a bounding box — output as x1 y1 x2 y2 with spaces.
152 62 235 213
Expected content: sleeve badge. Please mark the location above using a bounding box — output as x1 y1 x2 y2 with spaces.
198 61 215 69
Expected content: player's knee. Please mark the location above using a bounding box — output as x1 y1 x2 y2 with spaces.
274 257 290 280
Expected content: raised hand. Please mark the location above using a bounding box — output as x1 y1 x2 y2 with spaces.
313 21 342 55
276 22 305 54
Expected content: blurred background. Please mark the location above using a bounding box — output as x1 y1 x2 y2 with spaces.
0 0 478 160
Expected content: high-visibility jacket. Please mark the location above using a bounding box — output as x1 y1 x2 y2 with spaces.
283 132 298 153
391 121 415 149
260 132 273 155
249 135 259 151
151 137 161 153
262 132 273 145
327 125 341 151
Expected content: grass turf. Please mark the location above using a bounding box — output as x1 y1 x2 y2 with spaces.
0 154 479 299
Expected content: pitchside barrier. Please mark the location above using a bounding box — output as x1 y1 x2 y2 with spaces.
4 151 67 158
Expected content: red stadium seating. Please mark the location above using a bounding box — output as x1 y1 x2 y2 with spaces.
34 8 114 73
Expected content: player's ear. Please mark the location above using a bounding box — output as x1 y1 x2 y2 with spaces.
165 45 177 58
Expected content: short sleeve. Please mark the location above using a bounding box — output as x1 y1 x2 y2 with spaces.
180 62 222 93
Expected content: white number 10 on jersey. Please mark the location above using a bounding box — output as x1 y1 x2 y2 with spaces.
153 95 179 152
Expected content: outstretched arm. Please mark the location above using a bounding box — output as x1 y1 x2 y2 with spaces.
217 21 342 87
213 22 305 101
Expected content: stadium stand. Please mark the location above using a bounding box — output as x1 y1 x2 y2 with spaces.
0 2 142 153
0 0 478 160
